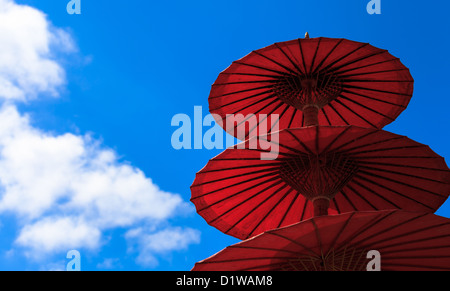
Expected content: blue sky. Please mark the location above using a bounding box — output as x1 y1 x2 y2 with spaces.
0 0 448 270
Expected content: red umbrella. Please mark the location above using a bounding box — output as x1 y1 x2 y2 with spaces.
192 210 450 271
191 126 450 240
209 35 414 139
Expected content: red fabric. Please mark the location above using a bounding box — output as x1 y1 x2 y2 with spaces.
192 210 450 271
190 126 450 240
209 37 414 140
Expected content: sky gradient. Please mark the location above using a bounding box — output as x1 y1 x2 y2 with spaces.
0 0 448 270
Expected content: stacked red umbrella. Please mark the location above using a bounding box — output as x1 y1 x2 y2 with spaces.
190 33 450 271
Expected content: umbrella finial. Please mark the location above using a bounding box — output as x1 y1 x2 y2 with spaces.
305 32 310 39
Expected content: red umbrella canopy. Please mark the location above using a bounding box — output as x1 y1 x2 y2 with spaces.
209 36 414 140
191 126 450 240
192 210 450 271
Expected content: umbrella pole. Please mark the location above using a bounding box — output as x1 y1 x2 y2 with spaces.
303 105 319 127
312 197 330 217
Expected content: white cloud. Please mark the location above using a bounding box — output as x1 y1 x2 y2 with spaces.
0 0 74 101
97 258 122 270
16 217 101 255
0 104 192 259
0 0 199 268
126 227 201 267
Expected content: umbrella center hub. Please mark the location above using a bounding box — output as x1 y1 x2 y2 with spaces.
278 153 359 200
272 73 344 110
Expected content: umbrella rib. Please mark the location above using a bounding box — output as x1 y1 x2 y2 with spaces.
341 88 408 107
331 136 406 155
311 219 323 254
194 176 283 212
287 107 300 129
332 57 399 75
265 231 319 258
268 104 289 135
358 165 450 184
349 178 400 209
339 93 396 120
231 99 281 139
330 197 341 213
210 89 277 109
309 37 322 73
344 183 379 210
339 68 411 79
351 248 367 271
357 160 449 172
341 79 414 83
326 213 357 258
338 188 359 212
196 163 279 174
191 171 280 200
321 126 353 154
351 174 438 210
334 211 397 252
311 38 345 75
344 84 413 97
349 145 426 155
337 66 408 78
209 84 274 99
233 60 290 76
373 236 450 257
239 260 315 271
229 245 307 256
381 242 450 255
252 50 300 76
327 101 350 125
359 167 450 185
333 98 378 128
246 101 285 136
238 183 292 239
354 155 442 160
315 126 320 154
220 71 284 79
357 169 450 194
213 79 278 86
197 255 307 265
209 179 285 224
324 129 379 153
321 107 332 126
299 196 310 222
227 92 277 116
257 134 308 156
191 167 279 190
346 212 426 248
359 221 450 250
276 189 302 228
251 187 297 234
284 129 315 155
323 49 387 75
274 42 305 75
382 263 450 271
316 43 370 75
297 38 308 74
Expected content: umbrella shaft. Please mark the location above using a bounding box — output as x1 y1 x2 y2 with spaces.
313 198 330 217
303 105 319 126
